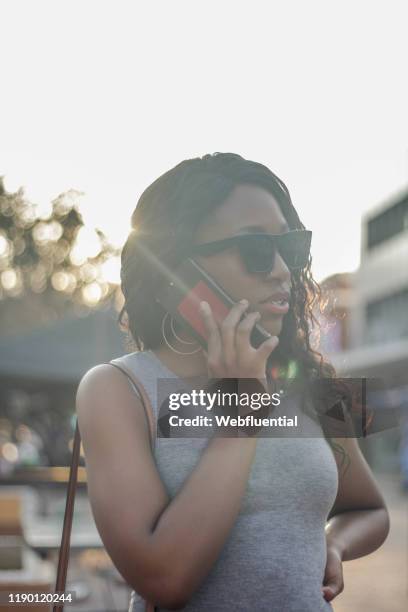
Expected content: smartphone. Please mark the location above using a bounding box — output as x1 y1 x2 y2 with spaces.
155 257 272 350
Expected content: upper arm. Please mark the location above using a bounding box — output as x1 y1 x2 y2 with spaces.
328 436 388 519
75 364 170 597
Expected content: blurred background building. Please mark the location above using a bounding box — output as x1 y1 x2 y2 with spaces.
318 188 408 476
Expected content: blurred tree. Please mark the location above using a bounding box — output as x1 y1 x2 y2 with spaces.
0 178 127 471
0 177 122 335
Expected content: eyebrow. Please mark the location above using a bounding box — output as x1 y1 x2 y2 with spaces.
237 222 290 234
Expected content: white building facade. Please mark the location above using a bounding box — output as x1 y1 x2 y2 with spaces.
332 188 408 381
328 188 408 473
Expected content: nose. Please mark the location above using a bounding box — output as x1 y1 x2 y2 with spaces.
265 250 291 283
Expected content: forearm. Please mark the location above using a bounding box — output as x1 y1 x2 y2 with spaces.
148 435 257 600
325 507 390 561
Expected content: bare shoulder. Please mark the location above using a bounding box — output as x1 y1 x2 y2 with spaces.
76 361 133 396
75 362 151 452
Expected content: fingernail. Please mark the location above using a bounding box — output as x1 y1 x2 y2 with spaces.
200 301 209 313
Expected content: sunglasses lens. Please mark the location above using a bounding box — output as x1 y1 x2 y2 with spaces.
239 235 276 273
239 232 311 273
278 231 311 269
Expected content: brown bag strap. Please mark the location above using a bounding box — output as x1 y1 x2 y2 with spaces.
109 360 157 451
53 361 157 612
52 419 81 612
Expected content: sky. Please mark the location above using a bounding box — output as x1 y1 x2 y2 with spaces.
1 0 408 283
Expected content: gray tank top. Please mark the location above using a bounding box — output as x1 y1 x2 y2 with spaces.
110 350 338 612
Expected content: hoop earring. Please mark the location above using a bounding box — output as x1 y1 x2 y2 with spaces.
161 312 202 355
170 315 197 344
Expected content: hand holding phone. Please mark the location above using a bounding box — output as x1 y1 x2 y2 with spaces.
155 258 279 380
198 299 279 383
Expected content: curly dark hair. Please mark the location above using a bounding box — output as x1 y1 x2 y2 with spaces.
118 152 350 472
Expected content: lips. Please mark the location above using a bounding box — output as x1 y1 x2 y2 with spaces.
259 291 291 304
258 290 291 315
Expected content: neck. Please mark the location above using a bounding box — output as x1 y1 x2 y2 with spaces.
152 317 208 378
151 343 208 378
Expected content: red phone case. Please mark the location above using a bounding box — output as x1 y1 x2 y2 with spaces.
156 258 272 350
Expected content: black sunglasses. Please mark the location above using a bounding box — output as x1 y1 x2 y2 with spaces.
189 229 312 273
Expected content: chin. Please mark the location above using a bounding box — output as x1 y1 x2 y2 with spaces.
260 317 283 337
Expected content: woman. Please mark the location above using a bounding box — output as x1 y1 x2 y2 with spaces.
76 153 390 611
